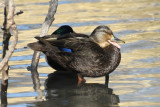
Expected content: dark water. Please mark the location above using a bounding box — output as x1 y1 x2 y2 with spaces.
0 0 160 107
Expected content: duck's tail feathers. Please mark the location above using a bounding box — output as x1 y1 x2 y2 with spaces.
27 42 46 52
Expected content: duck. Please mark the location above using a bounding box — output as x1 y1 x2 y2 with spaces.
28 25 125 83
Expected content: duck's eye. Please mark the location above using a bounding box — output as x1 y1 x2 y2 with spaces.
102 30 111 35
102 30 108 33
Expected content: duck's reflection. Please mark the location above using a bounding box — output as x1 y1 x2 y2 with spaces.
36 71 120 107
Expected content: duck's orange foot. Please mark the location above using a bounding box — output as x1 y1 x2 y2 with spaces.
77 74 86 86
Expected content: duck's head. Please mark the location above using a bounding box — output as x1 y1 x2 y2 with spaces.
90 25 125 48
52 25 74 35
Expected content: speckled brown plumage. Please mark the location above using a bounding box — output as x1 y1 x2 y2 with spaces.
28 25 124 78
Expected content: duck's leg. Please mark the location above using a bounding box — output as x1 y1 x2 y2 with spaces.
77 74 86 86
105 74 109 87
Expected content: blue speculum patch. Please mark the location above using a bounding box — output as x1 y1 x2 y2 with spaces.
60 48 72 53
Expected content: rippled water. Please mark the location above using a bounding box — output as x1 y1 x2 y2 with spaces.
0 0 160 107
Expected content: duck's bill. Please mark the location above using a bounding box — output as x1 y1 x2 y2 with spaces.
113 36 125 44
109 35 125 48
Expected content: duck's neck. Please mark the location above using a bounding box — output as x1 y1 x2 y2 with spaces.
104 45 121 74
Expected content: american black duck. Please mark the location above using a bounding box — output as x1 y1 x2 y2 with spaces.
28 25 125 82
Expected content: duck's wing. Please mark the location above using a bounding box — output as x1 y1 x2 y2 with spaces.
35 35 106 72
42 38 106 75
29 33 107 74
28 33 88 52
33 34 59 41
27 34 58 52
57 33 89 40
35 33 90 51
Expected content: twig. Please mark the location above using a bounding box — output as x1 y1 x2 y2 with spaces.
0 0 18 71
14 10 23 16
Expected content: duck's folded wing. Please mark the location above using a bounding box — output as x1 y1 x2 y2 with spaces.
35 36 93 51
44 46 106 75
57 33 89 40
34 34 59 41
28 36 58 52
34 36 107 75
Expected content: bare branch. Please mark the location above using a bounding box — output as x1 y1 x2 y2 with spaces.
40 0 58 36
0 0 18 71
27 0 58 100
14 10 23 16
29 0 58 71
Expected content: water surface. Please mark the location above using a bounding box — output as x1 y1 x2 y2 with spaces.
0 0 160 107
